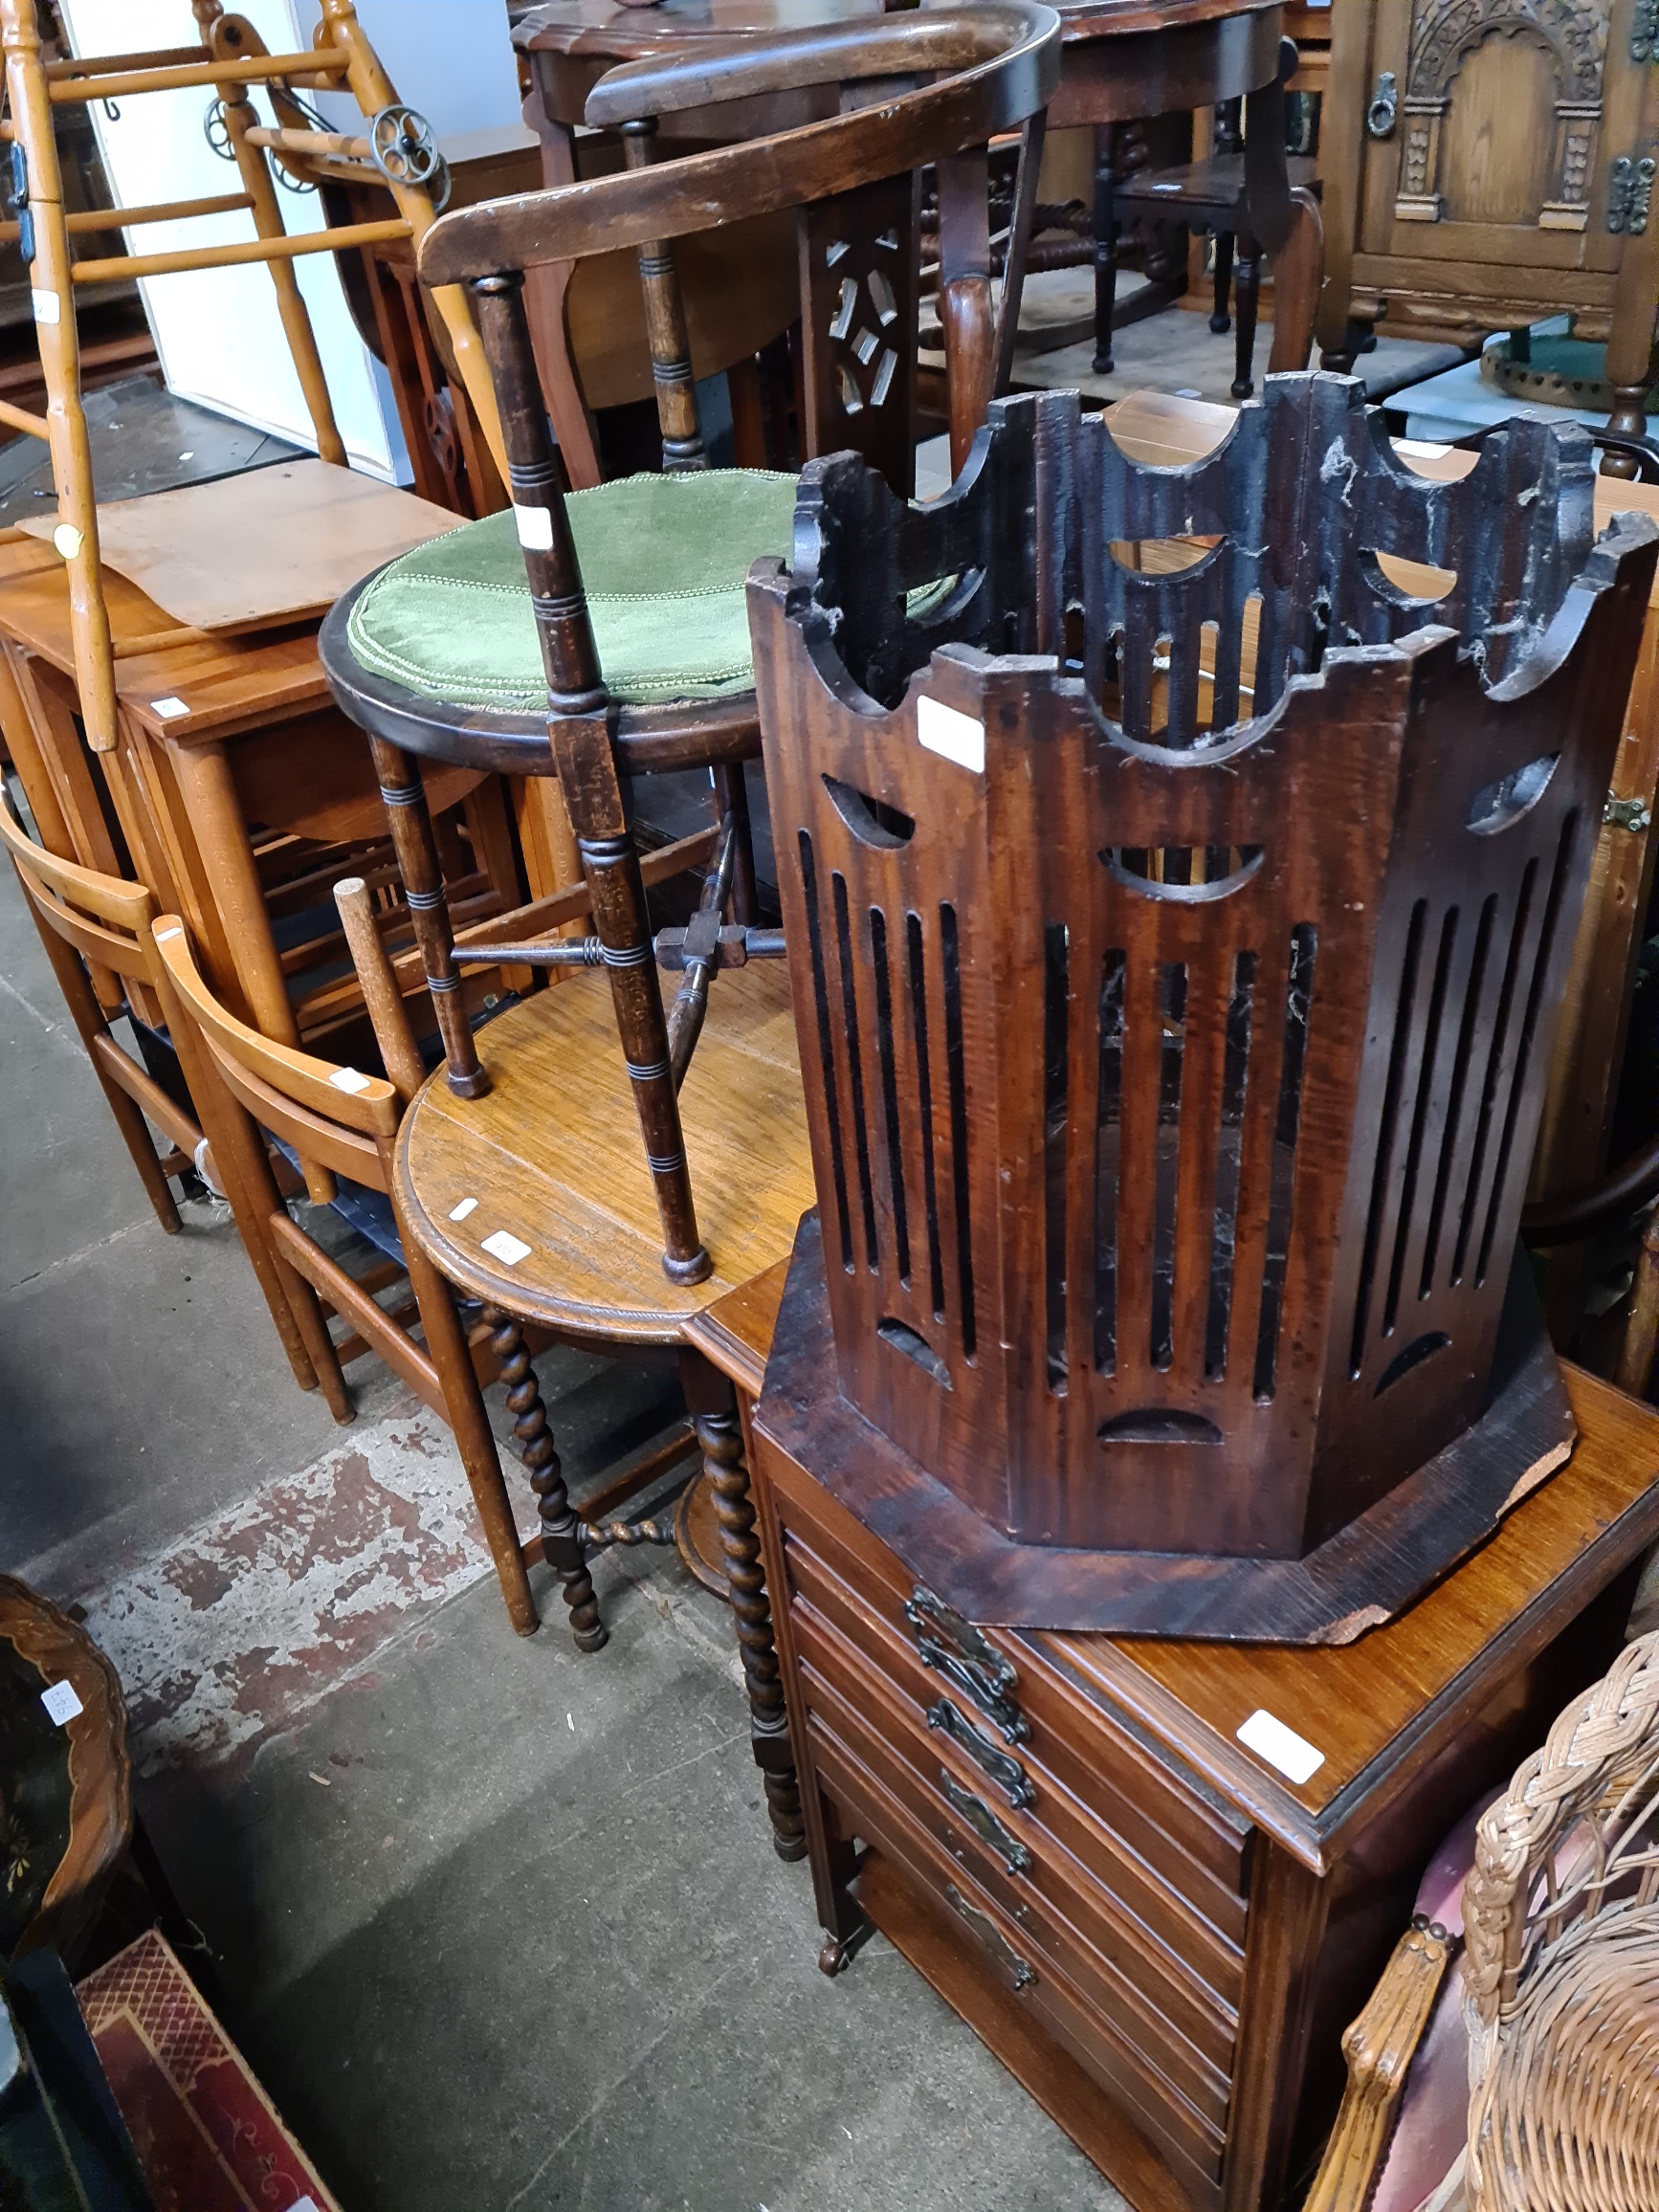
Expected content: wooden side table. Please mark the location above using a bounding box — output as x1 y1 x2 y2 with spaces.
693 1236 1659 2212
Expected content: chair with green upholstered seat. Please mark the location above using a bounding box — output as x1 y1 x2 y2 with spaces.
320 0 1059 1276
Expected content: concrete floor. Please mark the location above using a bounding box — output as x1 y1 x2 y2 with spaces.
1 850 1125 2207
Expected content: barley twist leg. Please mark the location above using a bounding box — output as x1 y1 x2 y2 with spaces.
485 1306 606 1652
696 1400 806 1860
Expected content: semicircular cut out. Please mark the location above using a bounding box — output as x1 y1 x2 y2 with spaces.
1466 754 1559 836
1097 1408 1223 1445
1102 844 1264 901
823 773 916 850
1374 1331 1451 1397
877 1315 952 1387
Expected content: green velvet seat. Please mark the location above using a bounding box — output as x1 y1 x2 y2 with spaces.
345 467 801 712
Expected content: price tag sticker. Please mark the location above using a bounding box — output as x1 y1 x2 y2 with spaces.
1236 1708 1324 1785
41 1680 82 1727
513 502 553 552
481 1229 531 1267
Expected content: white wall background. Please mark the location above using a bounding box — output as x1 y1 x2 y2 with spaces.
57 1 522 479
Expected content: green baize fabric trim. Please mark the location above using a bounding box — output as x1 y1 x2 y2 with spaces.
345 468 802 711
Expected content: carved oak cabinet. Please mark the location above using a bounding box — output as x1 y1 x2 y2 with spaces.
1317 0 1659 426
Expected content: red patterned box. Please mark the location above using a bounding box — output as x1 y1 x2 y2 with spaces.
76 1929 340 2212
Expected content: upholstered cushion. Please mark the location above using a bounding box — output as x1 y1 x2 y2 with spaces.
344 468 800 711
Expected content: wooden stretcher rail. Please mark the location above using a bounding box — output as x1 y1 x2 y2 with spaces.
43 45 203 79
0 395 48 440
45 49 349 102
244 124 370 162
0 192 254 247
70 217 409 286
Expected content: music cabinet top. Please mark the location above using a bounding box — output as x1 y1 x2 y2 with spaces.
690 1260 1659 1869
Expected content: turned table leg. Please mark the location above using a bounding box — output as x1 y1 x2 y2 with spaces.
1092 122 1119 376
681 1349 805 1861
485 1306 606 1652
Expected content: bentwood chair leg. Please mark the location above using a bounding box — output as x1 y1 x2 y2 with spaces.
484 1305 606 1651
681 1349 806 1860
366 731 489 1098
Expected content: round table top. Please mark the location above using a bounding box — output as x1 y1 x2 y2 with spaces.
515 0 1281 53
395 961 818 1346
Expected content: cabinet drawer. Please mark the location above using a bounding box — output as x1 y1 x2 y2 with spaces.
807 1692 1228 2205
791 1579 1243 2060
765 1455 1251 1936
796 1616 1236 2108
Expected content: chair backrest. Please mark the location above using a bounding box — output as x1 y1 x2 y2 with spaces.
418 1 1058 715
0 0 504 753
1463 1629 1659 2212
152 905 401 1197
0 776 159 1007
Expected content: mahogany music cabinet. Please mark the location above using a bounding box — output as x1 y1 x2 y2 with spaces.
719 1231 1659 2212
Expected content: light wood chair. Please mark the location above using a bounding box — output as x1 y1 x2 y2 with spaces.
0 784 321 1397
0 0 506 760
152 906 541 1638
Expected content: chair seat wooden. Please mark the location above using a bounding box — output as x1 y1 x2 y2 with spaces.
395 960 814 1345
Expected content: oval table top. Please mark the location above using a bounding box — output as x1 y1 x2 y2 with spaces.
395 958 818 1346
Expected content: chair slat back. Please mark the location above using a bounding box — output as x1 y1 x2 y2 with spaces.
0 788 151 937
152 915 401 1151
0 0 499 751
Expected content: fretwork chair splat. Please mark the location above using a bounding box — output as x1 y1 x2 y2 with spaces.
749 370 1659 1641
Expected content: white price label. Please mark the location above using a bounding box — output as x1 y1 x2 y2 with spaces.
41 1680 82 1726
1236 1709 1324 1785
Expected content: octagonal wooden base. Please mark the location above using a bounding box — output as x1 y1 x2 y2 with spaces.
755 1214 1577 1644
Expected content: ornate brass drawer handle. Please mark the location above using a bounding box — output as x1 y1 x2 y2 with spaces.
927 1696 1036 1809
903 1587 1029 1745
942 1881 1035 1991
940 1769 1033 1875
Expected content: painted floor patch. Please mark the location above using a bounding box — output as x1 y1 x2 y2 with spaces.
78 1414 529 1777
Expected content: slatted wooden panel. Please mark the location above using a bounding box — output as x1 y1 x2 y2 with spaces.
750 373 1657 1562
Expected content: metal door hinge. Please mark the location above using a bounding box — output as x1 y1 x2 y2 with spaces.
1634 0 1659 61
1607 153 1656 233
1604 795 1652 831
